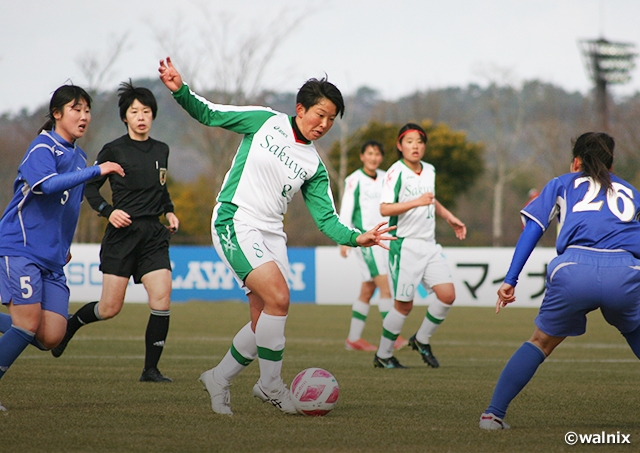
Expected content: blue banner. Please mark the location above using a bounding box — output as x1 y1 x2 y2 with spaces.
169 246 316 303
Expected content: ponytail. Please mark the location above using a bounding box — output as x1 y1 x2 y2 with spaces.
572 132 614 191
39 84 92 133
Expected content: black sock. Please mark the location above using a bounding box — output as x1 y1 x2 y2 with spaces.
67 301 102 335
144 310 170 370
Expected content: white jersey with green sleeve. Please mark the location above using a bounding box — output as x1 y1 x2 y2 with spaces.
339 168 387 231
172 84 359 246
380 159 436 240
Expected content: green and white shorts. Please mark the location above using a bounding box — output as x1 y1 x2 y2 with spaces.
354 245 389 282
212 203 290 294
388 237 452 302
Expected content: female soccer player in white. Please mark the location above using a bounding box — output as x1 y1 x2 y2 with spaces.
159 57 394 415
374 123 466 369
339 140 407 351
480 132 640 430
0 85 124 410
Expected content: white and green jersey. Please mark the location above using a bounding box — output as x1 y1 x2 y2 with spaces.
173 84 359 246
339 168 387 231
380 159 436 240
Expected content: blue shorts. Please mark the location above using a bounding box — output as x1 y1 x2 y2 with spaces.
536 247 640 337
0 256 69 318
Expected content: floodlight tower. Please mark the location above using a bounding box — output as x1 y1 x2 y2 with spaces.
579 38 637 131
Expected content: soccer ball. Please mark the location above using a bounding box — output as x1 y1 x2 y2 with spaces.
290 368 339 416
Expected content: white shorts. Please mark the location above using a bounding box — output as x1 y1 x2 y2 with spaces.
212 205 289 294
354 246 389 282
388 238 452 302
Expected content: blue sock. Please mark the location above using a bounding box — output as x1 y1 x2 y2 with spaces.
0 313 48 351
622 325 640 359
485 341 546 419
0 313 11 333
0 326 34 380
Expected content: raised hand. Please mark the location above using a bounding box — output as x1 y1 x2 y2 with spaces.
158 57 184 92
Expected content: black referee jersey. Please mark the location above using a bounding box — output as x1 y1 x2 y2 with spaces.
85 134 175 219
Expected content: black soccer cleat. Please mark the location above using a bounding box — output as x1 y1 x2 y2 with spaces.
51 329 75 358
139 367 173 383
408 335 440 368
373 355 407 369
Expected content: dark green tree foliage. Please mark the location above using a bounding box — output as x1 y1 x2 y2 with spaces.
328 120 484 208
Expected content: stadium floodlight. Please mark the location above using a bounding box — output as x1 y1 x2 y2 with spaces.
579 38 637 130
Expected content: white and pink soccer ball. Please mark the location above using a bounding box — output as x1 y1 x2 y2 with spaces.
290 368 339 416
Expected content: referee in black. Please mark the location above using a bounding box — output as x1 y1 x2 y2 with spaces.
52 81 180 383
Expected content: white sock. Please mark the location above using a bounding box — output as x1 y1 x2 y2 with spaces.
377 308 406 359
348 300 370 341
255 312 287 390
377 297 393 319
416 299 452 344
214 321 257 384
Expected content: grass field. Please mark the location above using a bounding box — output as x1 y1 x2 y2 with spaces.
1 302 638 453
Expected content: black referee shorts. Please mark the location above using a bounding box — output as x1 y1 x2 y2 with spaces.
99 217 172 283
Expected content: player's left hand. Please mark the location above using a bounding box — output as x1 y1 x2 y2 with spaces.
447 215 466 240
165 212 180 234
355 222 396 250
496 283 515 313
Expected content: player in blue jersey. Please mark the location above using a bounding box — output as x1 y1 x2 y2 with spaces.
51 81 179 384
159 57 395 415
479 132 640 430
0 85 124 411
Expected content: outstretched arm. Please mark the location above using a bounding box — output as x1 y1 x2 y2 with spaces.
355 222 396 250
158 57 183 92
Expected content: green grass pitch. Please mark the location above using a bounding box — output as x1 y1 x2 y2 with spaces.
1 302 638 452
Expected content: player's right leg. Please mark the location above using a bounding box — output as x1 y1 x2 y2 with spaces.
374 238 419 368
373 273 407 349
345 281 377 351
245 263 297 414
212 211 296 414
374 299 410 369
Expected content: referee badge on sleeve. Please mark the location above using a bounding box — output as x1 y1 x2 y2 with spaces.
159 168 167 185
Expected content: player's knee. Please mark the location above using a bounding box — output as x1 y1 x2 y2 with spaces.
98 302 123 319
437 293 455 305
266 290 290 314
43 332 65 350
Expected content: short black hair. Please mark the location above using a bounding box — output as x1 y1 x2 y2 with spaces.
296 76 345 118
361 140 384 155
117 80 158 121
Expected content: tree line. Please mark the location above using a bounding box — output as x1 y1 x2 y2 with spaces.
2 78 639 248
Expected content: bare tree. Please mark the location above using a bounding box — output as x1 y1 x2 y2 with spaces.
472 65 527 246
73 34 131 243
149 3 314 200
76 33 131 94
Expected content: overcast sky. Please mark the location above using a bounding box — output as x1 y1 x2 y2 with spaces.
2 0 640 115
